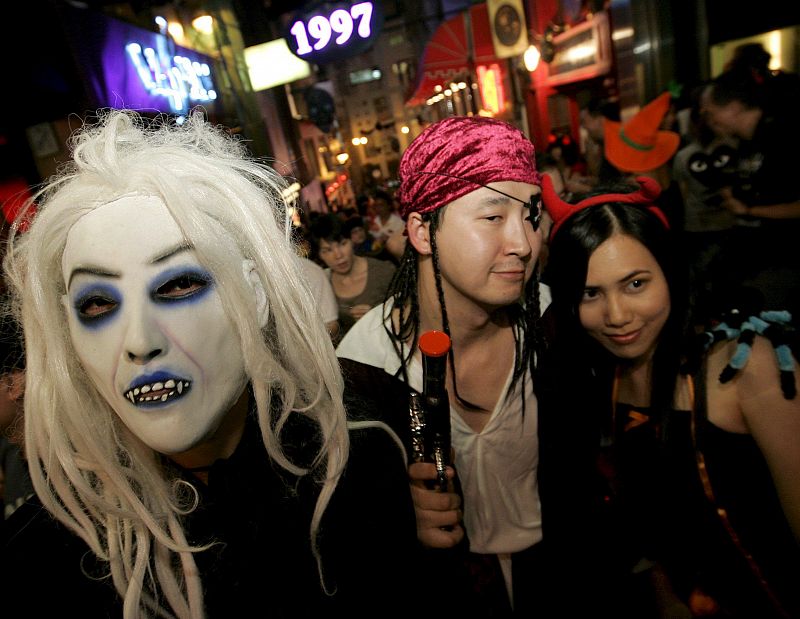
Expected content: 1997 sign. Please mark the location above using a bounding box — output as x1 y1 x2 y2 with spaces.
285 2 382 64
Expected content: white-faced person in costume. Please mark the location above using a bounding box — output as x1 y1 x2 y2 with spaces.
0 109 420 618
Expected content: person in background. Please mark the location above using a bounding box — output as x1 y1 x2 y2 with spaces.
604 92 684 232
701 65 800 310
542 175 800 618
342 215 378 257
534 152 565 277
1 109 424 618
659 87 690 148
343 214 397 264
723 41 800 110
0 301 30 521
672 83 737 324
354 192 372 224
368 188 405 245
544 131 593 196
297 255 340 340
337 116 595 616
310 213 395 342
383 227 407 263
579 96 624 186
0 173 36 523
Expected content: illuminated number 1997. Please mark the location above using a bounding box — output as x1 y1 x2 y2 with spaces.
290 1 374 55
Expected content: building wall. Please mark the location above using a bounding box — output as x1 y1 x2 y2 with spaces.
328 5 430 192
522 0 798 155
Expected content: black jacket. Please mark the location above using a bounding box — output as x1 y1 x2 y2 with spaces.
2 405 426 618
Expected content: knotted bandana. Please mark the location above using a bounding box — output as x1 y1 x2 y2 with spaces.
396 116 540 218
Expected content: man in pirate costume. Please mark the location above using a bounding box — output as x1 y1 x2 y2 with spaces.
337 116 603 616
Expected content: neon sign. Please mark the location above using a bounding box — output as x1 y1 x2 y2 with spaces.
126 43 217 113
477 64 506 115
62 4 220 116
285 1 383 64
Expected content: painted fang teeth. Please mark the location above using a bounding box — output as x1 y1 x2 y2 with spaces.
124 381 190 404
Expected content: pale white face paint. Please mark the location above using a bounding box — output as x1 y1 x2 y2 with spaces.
61 195 249 456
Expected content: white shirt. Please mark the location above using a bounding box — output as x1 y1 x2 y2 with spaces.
369 213 405 240
337 304 543 555
298 257 338 324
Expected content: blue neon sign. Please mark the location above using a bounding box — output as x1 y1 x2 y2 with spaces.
63 5 220 116
125 43 217 113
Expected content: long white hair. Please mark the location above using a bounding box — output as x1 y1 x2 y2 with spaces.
4 109 350 618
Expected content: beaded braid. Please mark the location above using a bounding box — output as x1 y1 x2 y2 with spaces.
385 241 422 386
428 215 473 407
384 210 543 411
521 268 544 378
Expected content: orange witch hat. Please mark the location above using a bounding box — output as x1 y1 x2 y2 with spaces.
604 92 680 173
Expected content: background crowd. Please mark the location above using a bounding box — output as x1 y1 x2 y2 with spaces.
286 41 800 349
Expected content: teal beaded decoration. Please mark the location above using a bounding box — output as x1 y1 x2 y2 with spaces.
699 309 796 399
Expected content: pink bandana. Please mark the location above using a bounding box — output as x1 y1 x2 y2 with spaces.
396 116 540 218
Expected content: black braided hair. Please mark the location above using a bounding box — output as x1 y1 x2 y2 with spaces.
385 240 422 386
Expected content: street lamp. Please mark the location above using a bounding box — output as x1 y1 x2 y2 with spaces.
524 44 541 72
192 14 214 35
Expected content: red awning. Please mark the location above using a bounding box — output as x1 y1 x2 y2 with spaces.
406 3 502 107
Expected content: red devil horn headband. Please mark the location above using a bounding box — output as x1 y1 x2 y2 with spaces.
541 174 668 240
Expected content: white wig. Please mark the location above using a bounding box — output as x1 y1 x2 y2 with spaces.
4 109 350 618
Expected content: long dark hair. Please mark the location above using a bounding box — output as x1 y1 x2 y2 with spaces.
385 208 543 411
544 193 692 412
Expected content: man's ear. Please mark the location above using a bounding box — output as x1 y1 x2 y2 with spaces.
406 213 432 255
242 260 269 328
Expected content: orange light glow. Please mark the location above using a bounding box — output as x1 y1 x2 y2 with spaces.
476 64 505 115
